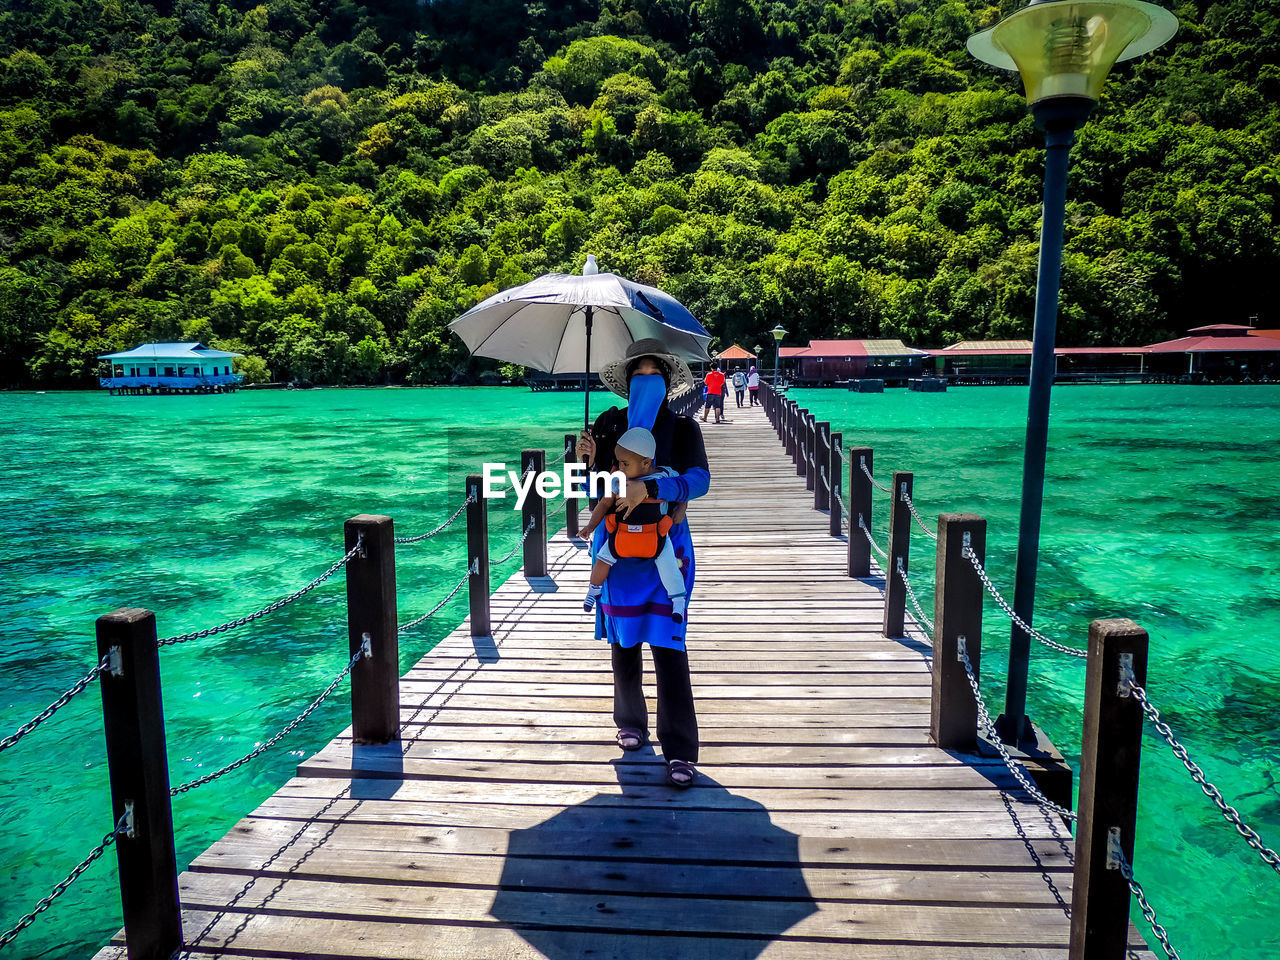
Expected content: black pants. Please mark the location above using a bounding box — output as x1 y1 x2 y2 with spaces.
749 389 759 405
611 642 699 763
734 388 745 407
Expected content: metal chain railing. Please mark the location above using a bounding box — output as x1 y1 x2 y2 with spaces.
0 654 109 754
818 463 837 510
399 559 480 635
0 811 131 950
833 488 851 530
170 644 368 796
963 547 1089 659
819 464 851 531
860 457 891 493
157 534 365 647
958 637 1078 821
4 429 575 944
896 558 934 632
395 495 474 544
1114 848 1181 959
902 489 938 540
548 439 572 465
857 515 888 560
492 517 537 566
1125 681 1280 875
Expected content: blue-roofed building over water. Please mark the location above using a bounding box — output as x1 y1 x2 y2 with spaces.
98 343 244 395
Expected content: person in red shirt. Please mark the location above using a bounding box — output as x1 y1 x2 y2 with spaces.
701 366 727 423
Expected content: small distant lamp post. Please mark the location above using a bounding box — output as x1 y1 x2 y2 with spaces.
771 325 787 386
967 0 1177 746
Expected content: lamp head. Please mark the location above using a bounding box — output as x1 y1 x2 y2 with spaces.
968 0 1177 125
771 325 788 342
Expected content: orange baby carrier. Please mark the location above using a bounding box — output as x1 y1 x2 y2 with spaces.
604 499 674 559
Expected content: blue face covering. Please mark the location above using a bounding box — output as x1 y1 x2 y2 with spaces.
626 373 666 431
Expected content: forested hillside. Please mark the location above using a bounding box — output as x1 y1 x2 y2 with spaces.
0 0 1276 386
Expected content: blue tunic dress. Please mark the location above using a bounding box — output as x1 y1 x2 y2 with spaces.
587 405 710 652
592 516 696 651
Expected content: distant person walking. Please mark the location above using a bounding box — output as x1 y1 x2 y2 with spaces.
747 365 760 405
731 367 747 407
702 366 726 423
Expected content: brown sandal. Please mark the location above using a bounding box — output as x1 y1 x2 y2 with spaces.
666 759 696 788
616 728 645 751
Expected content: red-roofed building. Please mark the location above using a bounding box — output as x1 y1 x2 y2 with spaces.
779 339 927 385
1143 324 1280 380
1186 324 1254 334
925 340 1033 381
920 325 1280 384
773 324 1279 387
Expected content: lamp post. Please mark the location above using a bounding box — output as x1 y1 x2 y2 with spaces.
967 0 1176 746
771 325 787 386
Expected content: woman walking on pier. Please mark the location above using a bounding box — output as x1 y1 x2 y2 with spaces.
575 339 710 787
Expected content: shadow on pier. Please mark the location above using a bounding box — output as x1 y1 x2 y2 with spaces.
489 764 819 959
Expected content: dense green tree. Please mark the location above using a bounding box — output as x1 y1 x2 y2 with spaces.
0 0 1275 387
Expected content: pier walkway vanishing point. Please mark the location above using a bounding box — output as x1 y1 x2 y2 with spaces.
91 400 1156 960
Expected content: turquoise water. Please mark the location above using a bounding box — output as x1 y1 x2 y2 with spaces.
1 385 1277 958
0 387 585 959
791 384 1280 959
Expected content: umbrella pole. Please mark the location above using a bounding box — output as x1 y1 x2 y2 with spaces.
583 305 593 429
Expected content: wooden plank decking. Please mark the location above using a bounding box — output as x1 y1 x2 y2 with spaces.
95 401 1154 959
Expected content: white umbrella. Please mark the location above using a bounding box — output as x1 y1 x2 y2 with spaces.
448 259 712 426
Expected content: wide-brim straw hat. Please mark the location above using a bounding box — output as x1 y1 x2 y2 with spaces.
599 338 695 399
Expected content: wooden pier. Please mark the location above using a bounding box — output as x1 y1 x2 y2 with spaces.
93 401 1155 959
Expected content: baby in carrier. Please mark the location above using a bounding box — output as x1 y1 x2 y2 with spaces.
581 427 687 623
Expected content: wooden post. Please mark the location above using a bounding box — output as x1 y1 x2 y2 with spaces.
785 402 797 461
564 434 580 538
799 413 811 485
344 515 399 744
796 409 808 478
828 431 842 537
521 449 547 577
96 609 182 960
882 471 913 638
805 416 818 493
466 474 490 636
931 515 986 751
848 446 874 577
804 412 815 479
814 422 830 511
1069 619 1149 960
